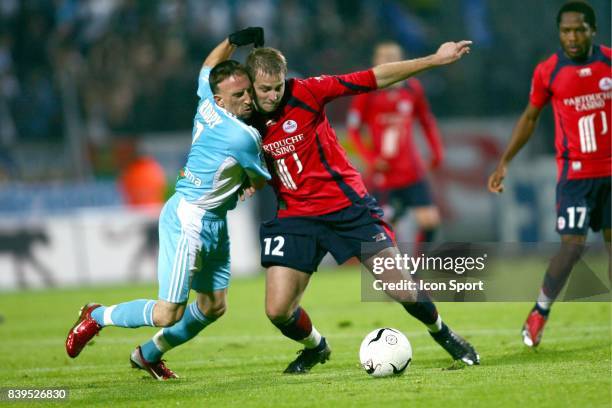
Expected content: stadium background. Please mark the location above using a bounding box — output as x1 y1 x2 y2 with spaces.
0 0 610 291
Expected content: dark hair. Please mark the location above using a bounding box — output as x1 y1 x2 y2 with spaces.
245 47 287 80
209 60 249 94
557 1 597 30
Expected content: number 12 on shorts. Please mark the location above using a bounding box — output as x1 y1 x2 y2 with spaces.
263 236 285 256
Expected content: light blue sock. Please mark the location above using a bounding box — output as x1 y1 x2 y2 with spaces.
91 299 156 328
140 302 216 362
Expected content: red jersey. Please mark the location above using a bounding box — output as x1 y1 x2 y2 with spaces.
530 44 611 180
251 70 377 217
347 78 443 190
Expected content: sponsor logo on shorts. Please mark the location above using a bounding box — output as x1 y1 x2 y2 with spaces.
572 161 582 171
557 216 566 230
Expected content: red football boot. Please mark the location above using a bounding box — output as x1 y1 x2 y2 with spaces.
522 307 548 347
130 346 178 380
66 303 103 358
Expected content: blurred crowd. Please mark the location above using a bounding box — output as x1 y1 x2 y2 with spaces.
0 0 389 144
0 0 610 179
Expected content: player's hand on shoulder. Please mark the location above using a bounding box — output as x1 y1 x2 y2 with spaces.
433 40 472 65
487 165 507 194
229 27 264 48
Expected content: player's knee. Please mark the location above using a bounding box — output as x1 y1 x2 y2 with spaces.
201 302 226 320
196 292 227 320
265 304 292 324
154 304 184 327
155 313 179 327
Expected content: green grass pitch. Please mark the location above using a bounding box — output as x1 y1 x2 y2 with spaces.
1 267 610 407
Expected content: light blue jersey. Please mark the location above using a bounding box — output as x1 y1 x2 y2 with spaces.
157 66 270 302
175 66 270 214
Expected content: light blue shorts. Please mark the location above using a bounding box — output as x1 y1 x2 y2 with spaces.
157 193 230 303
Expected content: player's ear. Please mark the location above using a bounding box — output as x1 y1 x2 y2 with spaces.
213 94 225 108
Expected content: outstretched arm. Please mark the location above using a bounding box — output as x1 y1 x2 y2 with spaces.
203 38 236 69
487 103 542 193
373 41 472 89
202 27 264 68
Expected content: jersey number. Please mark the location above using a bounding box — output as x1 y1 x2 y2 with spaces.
193 122 204 144
274 153 303 190
578 111 608 153
381 127 400 157
263 236 285 256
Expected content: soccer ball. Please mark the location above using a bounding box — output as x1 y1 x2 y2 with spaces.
359 328 412 377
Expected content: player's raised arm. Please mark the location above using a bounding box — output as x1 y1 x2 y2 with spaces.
488 102 543 193
203 27 264 68
373 41 472 89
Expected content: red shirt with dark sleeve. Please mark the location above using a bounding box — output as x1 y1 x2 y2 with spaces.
529 44 611 181
251 70 377 217
347 78 444 190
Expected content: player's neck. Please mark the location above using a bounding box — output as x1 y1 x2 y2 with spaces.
564 45 594 63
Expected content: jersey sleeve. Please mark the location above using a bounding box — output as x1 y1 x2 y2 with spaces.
197 66 214 100
529 63 551 108
347 94 376 166
231 128 271 181
302 69 378 108
412 81 444 166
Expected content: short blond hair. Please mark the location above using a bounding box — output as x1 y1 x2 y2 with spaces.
246 47 288 79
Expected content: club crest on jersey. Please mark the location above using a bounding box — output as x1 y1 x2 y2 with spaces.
599 77 612 91
282 120 298 133
577 67 592 77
